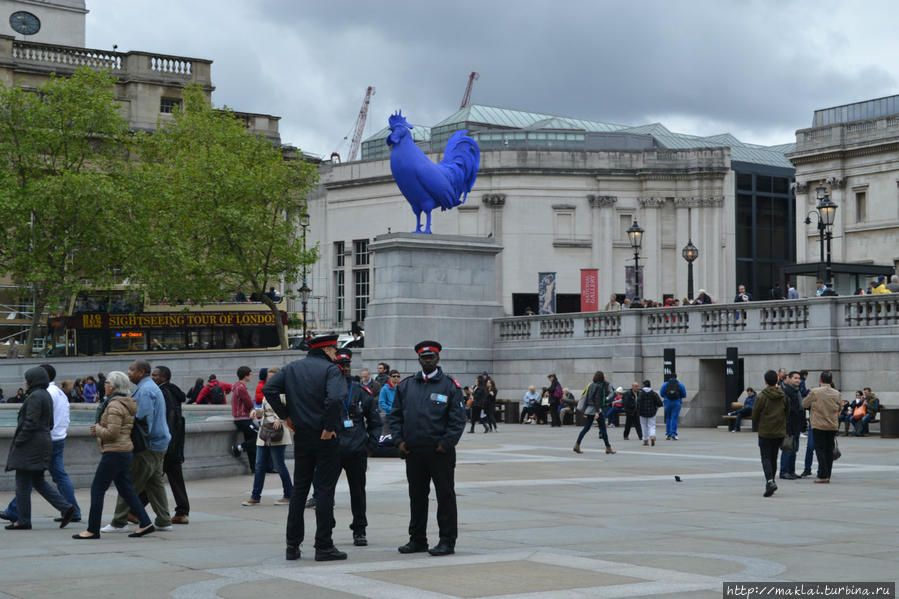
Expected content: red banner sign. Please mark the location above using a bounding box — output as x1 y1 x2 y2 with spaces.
580 269 599 312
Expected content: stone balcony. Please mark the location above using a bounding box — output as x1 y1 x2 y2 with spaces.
1 36 212 88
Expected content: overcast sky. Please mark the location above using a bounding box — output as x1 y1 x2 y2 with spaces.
86 0 899 158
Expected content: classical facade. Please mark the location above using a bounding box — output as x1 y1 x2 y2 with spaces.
788 95 899 294
1 0 86 47
310 105 794 329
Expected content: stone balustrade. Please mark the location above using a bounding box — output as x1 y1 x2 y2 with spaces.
793 114 899 152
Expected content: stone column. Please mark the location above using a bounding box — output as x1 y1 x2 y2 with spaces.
793 181 809 264
673 199 694 300
708 196 724 299
483 194 506 312
638 197 665 300
588 195 617 304
365 233 504 383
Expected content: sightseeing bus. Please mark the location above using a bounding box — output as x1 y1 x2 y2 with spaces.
46 288 288 356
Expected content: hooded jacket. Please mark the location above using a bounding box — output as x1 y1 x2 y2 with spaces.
752 385 788 439
637 387 663 417
95 394 138 453
5 367 54 472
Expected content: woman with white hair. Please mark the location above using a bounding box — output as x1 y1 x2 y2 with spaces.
72 371 154 539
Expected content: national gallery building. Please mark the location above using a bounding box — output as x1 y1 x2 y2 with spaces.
309 105 796 328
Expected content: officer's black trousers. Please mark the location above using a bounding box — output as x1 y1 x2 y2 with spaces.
405 446 457 545
339 452 368 533
286 433 339 550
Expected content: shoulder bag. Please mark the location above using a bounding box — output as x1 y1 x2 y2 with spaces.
259 419 284 445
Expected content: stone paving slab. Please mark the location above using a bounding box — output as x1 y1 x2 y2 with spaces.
0 426 896 598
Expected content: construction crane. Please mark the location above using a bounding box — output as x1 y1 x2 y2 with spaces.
460 71 479 109
347 86 375 162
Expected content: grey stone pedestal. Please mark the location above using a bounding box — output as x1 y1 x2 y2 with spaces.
364 233 503 383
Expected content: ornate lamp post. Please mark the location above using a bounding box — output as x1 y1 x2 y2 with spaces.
681 239 699 300
299 212 310 340
626 220 644 300
815 184 837 288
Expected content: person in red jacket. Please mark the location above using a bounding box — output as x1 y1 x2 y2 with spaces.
196 375 232 405
230 366 257 472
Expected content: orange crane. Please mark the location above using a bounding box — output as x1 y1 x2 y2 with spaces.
347 86 375 162
460 72 479 109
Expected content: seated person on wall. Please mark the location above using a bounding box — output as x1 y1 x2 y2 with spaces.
727 388 756 432
605 388 625 427
559 388 577 424
854 387 880 436
520 386 540 424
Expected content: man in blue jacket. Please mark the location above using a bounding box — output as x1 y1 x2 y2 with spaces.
659 373 687 440
390 340 466 557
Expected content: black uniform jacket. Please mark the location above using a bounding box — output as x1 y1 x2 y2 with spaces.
389 368 466 451
263 352 346 433
338 377 382 457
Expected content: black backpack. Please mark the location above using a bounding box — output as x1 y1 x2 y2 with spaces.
208 384 225 405
664 380 681 400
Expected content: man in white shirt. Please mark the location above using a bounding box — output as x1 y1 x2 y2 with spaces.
520 386 540 423
0 363 82 523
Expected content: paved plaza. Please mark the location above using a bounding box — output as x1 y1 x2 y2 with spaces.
0 425 896 599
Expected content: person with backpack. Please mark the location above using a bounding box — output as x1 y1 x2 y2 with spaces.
196 374 231 405
659 373 686 440
573 371 616 455
636 380 663 446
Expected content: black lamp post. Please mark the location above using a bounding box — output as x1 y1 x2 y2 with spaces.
627 220 644 300
682 239 699 300
299 212 310 339
815 184 837 288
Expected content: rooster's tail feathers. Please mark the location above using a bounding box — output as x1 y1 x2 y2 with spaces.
438 130 480 206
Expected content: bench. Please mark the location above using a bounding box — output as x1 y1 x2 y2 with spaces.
723 402 754 431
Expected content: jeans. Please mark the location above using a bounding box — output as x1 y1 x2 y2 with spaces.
663 399 682 437
89 452 151 534
854 414 875 436
812 429 836 479
758 436 782 482
605 406 623 425
732 407 752 432
5 439 81 521
14 470 73 527
779 432 799 475
575 413 610 447
251 444 293 500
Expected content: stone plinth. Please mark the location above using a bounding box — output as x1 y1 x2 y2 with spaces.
365 233 503 383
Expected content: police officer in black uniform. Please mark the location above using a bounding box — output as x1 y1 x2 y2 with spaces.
333 348 382 547
389 340 466 556
263 334 347 562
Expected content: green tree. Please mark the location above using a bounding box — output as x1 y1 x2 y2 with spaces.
0 68 130 353
128 86 318 349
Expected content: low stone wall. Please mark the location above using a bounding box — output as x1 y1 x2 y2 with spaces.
0 405 291 492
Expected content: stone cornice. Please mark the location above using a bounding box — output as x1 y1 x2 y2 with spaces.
587 195 618 208
638 197 667 208
482 193 506 207
672 196 725 208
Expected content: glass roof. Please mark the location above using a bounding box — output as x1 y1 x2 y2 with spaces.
362 124 431 144
433 104 629 133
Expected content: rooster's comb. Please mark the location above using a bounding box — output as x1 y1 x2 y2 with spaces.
389 110 412 130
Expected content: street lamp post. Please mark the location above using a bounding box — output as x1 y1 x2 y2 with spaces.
626 220 644 300
815 184 837 289
299 212 310 340
681 239 699 300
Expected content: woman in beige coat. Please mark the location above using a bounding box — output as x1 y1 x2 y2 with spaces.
242 395 293 506
72 371 154 539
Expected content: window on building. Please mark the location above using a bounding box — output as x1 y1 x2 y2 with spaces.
554 210 574 240
335 270 345 324
335 241 345 268
855 191 867 222
619 214 633 241
354 239 369 266
160 97 182 114
354 269 369 323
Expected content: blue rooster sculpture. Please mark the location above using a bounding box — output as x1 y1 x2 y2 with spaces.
387 111 480 234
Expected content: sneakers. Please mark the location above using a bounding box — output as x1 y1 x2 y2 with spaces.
275 498 291 505
100 523 131 533
230 444 242 458
157 525 173 531
764 480 777 497
242 498 260 506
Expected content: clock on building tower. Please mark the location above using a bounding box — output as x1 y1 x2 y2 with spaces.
9 10 41 35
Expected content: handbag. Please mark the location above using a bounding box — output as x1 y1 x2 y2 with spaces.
853 404 866 420
780 434 794 452
259 419 284 444
832 437 841 461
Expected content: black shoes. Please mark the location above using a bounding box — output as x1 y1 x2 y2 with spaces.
428 541 455 556
314 546 347 561
398 540 429 554
800 470 813 478
305 497 316 509
54 516 82 523
353 533 368 546
4 523 31 530
286 546 301 561
72 532 100 540
779 472 799 480
0 511 14 522
764 481 778 497
128 524 156 537
59 506 77 529
230 444 242 458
